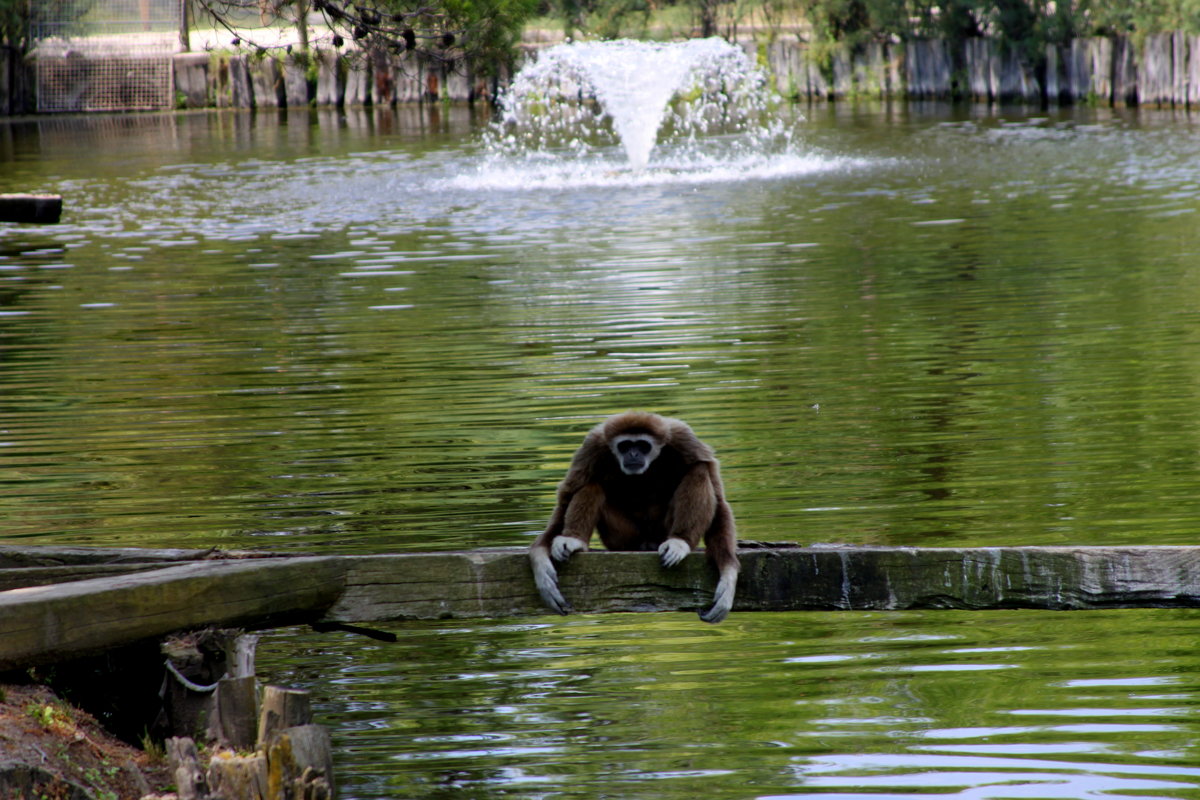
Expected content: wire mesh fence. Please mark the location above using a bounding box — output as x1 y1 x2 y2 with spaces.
31 0 184 112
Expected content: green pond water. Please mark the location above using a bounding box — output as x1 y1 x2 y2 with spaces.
3 101 1200 798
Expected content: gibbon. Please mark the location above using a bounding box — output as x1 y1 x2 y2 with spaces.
529 411 739 623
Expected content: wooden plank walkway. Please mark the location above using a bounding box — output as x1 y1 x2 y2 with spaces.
4 543 1200 671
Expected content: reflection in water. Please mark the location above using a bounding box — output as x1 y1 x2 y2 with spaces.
257 610 1200 800
4 104 1200 798
6 105 1200 552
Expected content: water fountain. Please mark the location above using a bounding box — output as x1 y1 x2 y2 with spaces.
477 37 803 184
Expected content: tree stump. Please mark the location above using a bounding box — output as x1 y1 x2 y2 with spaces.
257 686 313 745
167 737 209 800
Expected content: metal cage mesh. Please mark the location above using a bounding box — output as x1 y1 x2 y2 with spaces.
31 0 183 112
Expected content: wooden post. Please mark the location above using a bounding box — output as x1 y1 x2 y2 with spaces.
209 633 260 749
161 632 226 741
0 194 62 224
167 737 209 800
207 751 269 798
213 677 259 749
258 686 313 745
265 725 335 800
259 687 335 799
179 0 190 51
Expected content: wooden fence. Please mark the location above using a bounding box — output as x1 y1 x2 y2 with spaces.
6 32 1200 115
765 32 1200 105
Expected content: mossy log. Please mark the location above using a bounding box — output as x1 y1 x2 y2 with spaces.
0 555 345 671
4 544 1200 670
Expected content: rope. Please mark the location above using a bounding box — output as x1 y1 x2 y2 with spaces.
164 658 221 693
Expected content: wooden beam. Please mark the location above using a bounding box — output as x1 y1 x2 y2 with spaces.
0 557 346 671
0 546 280 591
0 544 255 567
326 544 1200 621
3 544 1200 670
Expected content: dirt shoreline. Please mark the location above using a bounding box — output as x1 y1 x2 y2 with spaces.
0 683 172 799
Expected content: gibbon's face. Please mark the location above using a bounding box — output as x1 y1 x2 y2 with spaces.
611 433 662 475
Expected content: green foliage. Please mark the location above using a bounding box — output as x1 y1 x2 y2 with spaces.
25 700 69 729
431 0 539 67
199 0 536 71
0 0 27 48
1082 0 1200 35
534 0 1200 57
140 730 168 762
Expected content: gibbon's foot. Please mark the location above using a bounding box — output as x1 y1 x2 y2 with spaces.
658 538 691 568
551 536 587 562
531 548 572 615
698 568 737 623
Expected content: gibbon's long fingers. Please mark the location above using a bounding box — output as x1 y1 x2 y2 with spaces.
551 535 587 562
658 538 691 568
698 566 738 624
530 547 572 615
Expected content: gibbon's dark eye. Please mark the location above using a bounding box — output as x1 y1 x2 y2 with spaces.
634 440 651 454
617 440 633 454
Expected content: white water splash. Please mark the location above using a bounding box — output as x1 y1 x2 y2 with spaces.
448 150 865 192
483 37 790 173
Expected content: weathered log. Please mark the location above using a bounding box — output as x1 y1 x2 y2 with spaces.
0 562 183 591
0 556 345 670
326 545 1200 621
5 545 1200 672
0 545 237 568
0 545 273 591
0 194 62 224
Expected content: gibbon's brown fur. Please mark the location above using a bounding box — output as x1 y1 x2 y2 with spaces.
529 411 739 623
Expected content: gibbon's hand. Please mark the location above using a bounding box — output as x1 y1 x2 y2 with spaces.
658 538 691 568
551 536 587 562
